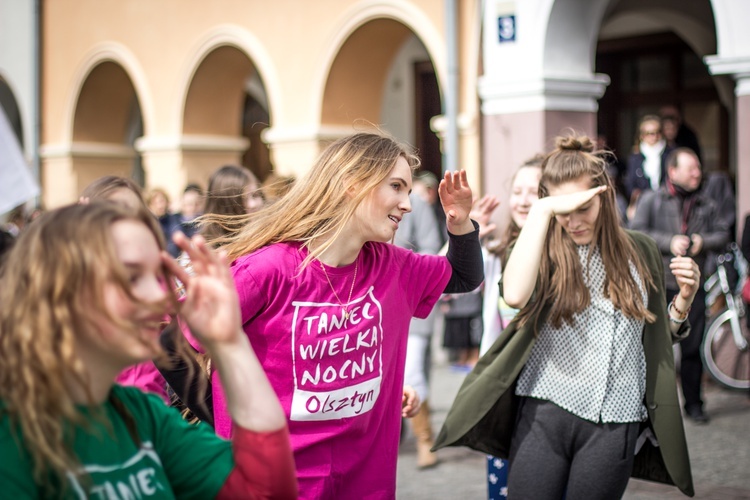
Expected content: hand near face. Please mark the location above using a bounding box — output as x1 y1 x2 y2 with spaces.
163 232 242 347
540 185 607 216
439 169 475 235
469 195 500 239
670 256 701 302
402 385 420 418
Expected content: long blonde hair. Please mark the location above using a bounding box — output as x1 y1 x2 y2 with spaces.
0 203 180 488
215 132 420 264
515 135 656 332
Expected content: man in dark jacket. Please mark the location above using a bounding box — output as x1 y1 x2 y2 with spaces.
660 105 702 162
630 148 730 423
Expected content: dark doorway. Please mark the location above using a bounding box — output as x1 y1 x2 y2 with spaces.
413 61 442 178
242 94 272 182
596 32 728 171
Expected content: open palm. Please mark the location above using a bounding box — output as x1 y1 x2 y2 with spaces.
163 233 242 346
439 170 473 226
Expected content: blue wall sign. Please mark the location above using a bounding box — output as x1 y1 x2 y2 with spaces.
498 15 516 43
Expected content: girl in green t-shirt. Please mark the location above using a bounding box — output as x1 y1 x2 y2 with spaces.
0 202 297 498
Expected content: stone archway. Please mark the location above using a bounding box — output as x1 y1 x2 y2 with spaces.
178 45 269 188
320 19 442 176
595 0 726 171
70 61 143 194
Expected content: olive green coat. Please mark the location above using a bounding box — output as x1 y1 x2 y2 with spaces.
433 230 694 497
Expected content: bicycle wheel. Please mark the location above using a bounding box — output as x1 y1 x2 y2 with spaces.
703 309 750 390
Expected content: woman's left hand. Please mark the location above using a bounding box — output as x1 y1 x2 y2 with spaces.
439 170 475 235
469 195 500 239
163 232 242 347
670 256 701 302
402 386 420 418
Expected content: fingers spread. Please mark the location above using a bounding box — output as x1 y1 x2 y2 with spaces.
162 252 189 288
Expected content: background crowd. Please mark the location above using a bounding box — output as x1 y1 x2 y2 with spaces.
0 108 745 498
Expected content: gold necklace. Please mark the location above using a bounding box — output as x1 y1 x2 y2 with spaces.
319 259 358 319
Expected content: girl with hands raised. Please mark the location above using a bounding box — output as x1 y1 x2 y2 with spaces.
0 203 296 498
204 132 483 499
435 135 696 498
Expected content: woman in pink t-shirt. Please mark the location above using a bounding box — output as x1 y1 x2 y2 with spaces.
190 132 484 498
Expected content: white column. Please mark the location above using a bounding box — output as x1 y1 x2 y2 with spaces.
262 125 355 179
136 135 249 202
706 55 750 238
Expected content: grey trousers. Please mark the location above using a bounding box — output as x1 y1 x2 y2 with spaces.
508 397 639 500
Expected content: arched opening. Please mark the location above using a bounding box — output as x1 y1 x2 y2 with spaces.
595 1 728 172
322 19 442 179
72 61 143 190
242 73 272 182
182 45 271 183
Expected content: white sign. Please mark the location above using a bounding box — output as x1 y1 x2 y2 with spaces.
0 106 38 215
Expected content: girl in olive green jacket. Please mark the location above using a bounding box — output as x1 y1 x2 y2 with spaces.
435 135 699 498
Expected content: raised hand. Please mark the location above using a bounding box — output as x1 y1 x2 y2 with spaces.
539 185 607 216
162 232 242 347
439 170 474 235
165 234 287 435
469 195 500 239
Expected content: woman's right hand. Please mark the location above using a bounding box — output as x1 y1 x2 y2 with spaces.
163 232 242 348
538 185 607 217
469 195 500 239
165 232 287 434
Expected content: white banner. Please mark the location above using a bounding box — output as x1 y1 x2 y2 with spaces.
0 106 38 215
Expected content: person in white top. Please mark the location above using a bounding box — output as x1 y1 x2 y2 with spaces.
478 156 543 357
474 155 542 500
624 115 673 207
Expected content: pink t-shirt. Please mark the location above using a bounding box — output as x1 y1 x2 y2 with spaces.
115 362 169 404
213 241 450 499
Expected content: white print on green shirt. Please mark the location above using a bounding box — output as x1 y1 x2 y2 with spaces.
290 287 383 421
67 442 172 499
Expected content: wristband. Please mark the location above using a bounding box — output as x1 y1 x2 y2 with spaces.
668 298 690 324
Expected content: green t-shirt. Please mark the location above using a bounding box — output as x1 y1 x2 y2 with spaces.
0 385 234 498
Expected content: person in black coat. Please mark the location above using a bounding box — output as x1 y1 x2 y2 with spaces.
661 105 702 162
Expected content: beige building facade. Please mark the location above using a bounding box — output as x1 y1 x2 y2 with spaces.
38 0 483 208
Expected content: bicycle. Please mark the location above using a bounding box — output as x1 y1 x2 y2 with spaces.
702 242 750 390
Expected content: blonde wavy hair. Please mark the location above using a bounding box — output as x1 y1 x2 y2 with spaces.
213 132 420 264
514 134 656 332
0 202 182 489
